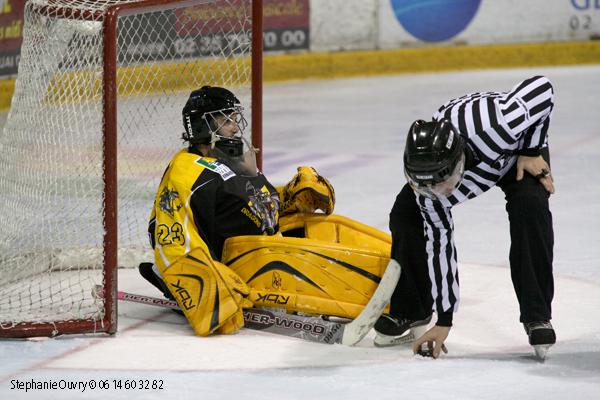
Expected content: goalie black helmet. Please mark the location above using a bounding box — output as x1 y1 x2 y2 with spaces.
182 86 242 145
403 118 466 190
182 86 257 177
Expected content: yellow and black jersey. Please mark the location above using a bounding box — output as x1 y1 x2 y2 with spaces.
148 147 279 274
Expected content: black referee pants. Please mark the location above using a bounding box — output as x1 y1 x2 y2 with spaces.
388 151 554 325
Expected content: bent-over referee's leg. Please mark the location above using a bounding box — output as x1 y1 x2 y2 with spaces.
498 149 554 323
388 183 433 321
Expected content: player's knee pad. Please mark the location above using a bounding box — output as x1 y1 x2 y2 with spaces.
162 247 251 336
222 214 391 319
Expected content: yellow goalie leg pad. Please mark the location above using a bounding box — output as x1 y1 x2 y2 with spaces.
222 214 391 319
162 247 252 336
278 213 391 250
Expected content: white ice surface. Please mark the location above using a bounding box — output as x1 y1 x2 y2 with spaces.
1 66 600 399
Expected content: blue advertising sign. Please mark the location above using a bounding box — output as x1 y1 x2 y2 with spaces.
390 0 481 42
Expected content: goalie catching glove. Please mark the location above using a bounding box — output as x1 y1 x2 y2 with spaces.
278 166 335 215
161 247 253 336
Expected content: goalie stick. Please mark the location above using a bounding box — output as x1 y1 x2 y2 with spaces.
97 287 348 344
95 259 401 346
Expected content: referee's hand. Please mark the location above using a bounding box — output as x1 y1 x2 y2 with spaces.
517 155 555 194
413 325 450 359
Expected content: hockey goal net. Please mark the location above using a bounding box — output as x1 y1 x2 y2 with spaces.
0 0 263 338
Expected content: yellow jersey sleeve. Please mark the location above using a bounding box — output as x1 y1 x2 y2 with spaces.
151 150 214 275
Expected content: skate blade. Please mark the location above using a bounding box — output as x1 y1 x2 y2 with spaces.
373 325 427 348
373 332 415 347
374 331 415 347
533 344 552 361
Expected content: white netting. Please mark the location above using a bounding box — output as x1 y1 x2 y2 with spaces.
0 0 254 331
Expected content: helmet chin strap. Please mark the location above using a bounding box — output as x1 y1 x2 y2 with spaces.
214 136 244 157
209 131 219 148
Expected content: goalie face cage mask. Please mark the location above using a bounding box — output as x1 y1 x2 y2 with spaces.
205 108 258 177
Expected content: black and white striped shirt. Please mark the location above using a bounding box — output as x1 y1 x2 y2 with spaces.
417 76 555 318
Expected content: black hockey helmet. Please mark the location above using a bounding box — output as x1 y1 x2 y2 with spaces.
403 118 466 187
182 85 243 145
182 86 257 177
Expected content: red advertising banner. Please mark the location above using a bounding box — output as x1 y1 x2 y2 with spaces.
262 0 309 51
176 0 252 35
176 0 309 52
177 0 308 33
0 0 25 76
0 0 310 77
263 0 308 30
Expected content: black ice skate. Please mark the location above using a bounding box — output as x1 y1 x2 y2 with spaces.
138 262 183 315
524 321 556 360
373 314 432 347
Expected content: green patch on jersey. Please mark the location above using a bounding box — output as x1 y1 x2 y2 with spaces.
196 158 217 170
195 157 235 181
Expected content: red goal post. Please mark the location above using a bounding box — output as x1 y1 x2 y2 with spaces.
0 0 263 338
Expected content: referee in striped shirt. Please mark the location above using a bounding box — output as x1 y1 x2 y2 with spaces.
374 76 556 358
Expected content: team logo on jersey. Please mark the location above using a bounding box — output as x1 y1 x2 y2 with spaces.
245 182 278 234
159 187 182 217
